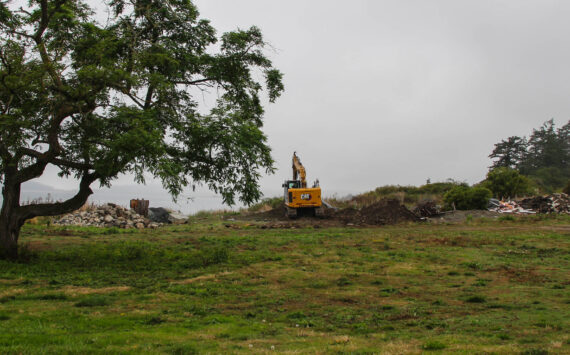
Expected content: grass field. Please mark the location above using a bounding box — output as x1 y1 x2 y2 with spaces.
0 214 569 354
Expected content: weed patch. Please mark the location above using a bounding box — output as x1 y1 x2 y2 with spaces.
422 340 446 350
74 295 111 307
465 295 487 303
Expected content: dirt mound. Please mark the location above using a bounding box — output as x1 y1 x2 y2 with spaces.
241 198 420 226
334 198 420 225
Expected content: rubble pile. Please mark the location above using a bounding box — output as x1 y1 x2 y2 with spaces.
412 200 440 217
518 193 570 214
487 199 535 214
54 203 161 229
488 193 570 214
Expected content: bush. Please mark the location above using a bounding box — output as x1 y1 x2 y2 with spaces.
74 295 111 307
248 197 283 212
466 295 486 303
563 180 570 194
422 340 446 350
330 180 466 209
443 186 492 210
483 167 533 199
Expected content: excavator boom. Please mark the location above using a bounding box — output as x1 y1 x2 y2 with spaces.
292 152 307 188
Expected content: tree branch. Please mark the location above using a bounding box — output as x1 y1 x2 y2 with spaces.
17 172 99 219
173 77 217 86
19 147 93 170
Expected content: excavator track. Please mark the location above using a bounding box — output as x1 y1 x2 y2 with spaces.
286 206 298 218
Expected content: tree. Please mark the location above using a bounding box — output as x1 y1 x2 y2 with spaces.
488 136 527 170
482 167 533 200
523 119 564 174
0 0 284 258
488 119 570 193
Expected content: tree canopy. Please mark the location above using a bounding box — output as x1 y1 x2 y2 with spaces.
489 119 569 192
0 0 284 258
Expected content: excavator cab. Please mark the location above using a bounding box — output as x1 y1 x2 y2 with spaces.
283 180 301 189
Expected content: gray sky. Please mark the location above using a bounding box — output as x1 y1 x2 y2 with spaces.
28 0 570 210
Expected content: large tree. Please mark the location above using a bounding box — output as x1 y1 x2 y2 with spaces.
488 119 570 193
488 135 528 170
0 0 284 258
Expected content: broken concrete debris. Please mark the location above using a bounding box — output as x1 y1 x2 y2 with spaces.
53 203 189 228
54 203 160 229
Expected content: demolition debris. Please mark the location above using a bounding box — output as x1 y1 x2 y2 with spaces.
54 203 161 229
488 193 570 214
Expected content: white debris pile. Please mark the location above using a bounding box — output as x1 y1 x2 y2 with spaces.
488 199 535 214
488 193 570 214
53 203 161 229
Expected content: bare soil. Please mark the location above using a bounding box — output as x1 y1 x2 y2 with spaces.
240 198 422 227
238 199 504 228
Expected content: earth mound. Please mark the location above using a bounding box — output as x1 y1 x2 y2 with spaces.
242 198 420 226
334 198 420 225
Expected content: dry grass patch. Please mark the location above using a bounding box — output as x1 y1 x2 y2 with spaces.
62 285 130 296
175 271 234 284
380 340 422 354
0 288 27 298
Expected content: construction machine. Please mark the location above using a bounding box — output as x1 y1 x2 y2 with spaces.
282 152 325 218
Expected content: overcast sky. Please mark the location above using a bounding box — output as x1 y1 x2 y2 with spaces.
28 0 570 210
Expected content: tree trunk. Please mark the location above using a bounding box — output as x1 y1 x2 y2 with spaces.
0 181 24 259
0 173 97 259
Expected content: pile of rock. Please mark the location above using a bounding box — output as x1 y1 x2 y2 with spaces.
53 203 161 229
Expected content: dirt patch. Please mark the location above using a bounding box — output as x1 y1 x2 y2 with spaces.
243 206 289 221
25 241 54 252
242 198 420 227
490 266 549 284
426 210 501 223
337 199 420 225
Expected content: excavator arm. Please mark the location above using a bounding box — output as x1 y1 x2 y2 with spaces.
292 152 307 188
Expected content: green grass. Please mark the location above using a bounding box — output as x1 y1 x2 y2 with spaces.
0 215 568 353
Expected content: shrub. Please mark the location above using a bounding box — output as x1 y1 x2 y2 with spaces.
466 295 486 303
74 295 111 307
248 197 282 212
422 340 446 350
498 215 515 222
443 186 492 210
563 180 570 194
483 167 533 199
521 349 549 355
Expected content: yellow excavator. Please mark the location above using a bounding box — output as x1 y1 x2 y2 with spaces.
282 152 325 218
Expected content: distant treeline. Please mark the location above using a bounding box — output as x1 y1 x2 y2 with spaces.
489 119 569 192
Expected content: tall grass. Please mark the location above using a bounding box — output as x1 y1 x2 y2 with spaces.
325 181 465 209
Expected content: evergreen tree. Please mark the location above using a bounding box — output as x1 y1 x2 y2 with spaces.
489 119 570 193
